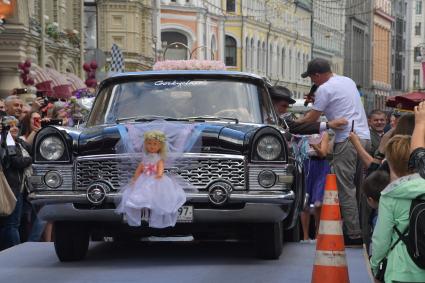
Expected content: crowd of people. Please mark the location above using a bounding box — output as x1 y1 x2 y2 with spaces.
271 58 425 283
0 91 89 251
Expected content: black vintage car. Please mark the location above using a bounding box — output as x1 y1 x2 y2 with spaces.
28 70 305 261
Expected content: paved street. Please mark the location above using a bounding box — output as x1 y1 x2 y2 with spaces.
0 241 370 283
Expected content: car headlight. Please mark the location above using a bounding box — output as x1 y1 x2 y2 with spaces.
256 135 282 160
258 170 276 188
39 136 65 161
44 170 63 188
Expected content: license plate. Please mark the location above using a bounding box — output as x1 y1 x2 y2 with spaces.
177 206 193 223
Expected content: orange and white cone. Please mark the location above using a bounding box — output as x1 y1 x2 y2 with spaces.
311 174 350 283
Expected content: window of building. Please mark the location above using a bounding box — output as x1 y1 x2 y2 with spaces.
268 44 273 75
211 35 217 60
161 31 189 60
257 41 261 71
416 0 422 14
415 22 422 36
414 69 421 88
245 38 250 70
227 0 236 12
281 48 285 78
415 46 422 62
225 35 237 66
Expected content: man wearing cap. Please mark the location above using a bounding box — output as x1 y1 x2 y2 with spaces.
269 85 347 135
298 58 370 246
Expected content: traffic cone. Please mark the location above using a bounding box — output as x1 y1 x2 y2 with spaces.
311 174 350 283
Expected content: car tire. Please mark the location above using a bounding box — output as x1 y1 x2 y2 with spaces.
54 221 90 262
283 219 301 242
255 222 283 260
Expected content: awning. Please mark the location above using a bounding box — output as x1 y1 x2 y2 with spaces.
44 67 72 99
32 64 51 84
386 92 425 110
44 67 69 87
65 72 86 92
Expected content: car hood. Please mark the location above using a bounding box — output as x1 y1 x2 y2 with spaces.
75 122 262 156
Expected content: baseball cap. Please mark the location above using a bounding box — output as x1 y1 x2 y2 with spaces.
301 58 332 78
269 86 296 104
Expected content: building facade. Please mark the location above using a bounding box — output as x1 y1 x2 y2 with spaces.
406 0 425 91
372 0 394 109
225 0 313 99
344 0 374 111
85 0 154 72
312 0 345 75
0 0 85 97
157 0 225 62
391 0 408 95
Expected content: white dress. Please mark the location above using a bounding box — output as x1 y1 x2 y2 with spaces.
116 153 186 228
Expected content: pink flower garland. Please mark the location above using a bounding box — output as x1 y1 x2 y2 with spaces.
153 60 226 71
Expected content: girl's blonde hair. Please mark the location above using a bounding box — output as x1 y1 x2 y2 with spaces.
385 135 412 178
144 130 167 159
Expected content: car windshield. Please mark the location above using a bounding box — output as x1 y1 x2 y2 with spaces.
87 78 275 126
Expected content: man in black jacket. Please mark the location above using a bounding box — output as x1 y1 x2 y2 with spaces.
269 85 347 135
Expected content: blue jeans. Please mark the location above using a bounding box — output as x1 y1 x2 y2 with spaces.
0 193 23 250
27 210 47 242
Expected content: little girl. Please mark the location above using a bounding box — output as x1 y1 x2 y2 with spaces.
300 131 331 243
116 130 186 228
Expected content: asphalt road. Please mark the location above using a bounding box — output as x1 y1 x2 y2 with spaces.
0 241 371 283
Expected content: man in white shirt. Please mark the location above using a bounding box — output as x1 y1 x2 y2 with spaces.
298 58 371 246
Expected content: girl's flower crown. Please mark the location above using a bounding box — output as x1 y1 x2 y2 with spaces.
144 130 166 143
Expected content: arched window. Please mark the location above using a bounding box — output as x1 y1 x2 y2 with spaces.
257 41 261 71
269 44 273 75
251 38 255 72
245 37 250 70
161 31 189 60
288 50 292 80
211 35 217 60
262 42 266 73
273 47 280 77
225 35 237 66
296 52 301 80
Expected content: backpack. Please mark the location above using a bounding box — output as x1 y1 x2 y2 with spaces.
395 194 425 269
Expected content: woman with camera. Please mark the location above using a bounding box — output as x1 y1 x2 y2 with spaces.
0 116 32 250
20 111 42 146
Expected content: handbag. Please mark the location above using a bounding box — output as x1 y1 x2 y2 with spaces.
0 169 16 216
375 257 387 282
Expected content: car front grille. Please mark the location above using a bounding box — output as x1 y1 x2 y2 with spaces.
75 153 246 191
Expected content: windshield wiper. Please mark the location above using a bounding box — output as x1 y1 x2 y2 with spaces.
182 116 239 123
116 115 188 123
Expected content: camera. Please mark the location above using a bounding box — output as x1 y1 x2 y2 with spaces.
41 119 63 127
0 116 16 156
304 84 318 107
36 91 49 107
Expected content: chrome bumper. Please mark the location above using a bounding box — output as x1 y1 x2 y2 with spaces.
28 190 295 206
35 202 291 223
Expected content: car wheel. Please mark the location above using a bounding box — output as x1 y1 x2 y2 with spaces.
283 219 301 242
54 221 90 262
255 222 283 260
